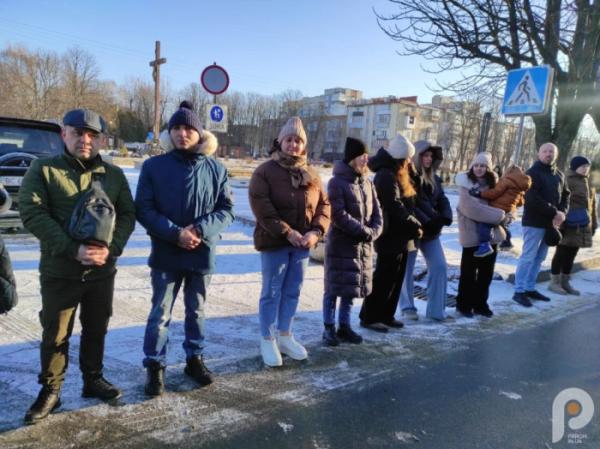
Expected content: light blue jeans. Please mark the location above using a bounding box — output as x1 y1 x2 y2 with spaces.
399 237 448 320
143 270 211 367
514 226 548 293
259 246 309 337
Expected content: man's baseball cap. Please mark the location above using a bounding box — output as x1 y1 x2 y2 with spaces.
62 109 106 133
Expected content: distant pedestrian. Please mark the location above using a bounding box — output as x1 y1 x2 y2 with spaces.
359 133 422 332
249 117 330 367
136 101 234 396
455 153 507 318
20 108 135 424
513 143 570 307
469 165 531 256
322 137 382 346
399 141 453 322
549 156 597 295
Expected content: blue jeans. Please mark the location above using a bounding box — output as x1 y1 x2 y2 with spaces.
143 270 211 367
323 294 354 326
476 222 493 244
514 226 548 293
259 247 309 337
399 237 448 320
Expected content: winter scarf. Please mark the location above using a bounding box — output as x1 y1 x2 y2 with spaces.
271 150 318 189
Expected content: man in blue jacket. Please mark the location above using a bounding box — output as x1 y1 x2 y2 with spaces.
513 143 569 307
135 101 234 396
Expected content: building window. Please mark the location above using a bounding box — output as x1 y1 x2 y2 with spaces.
376 114 390 126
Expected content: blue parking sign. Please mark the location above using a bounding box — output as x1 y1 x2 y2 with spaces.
210 105 224 122
501 65 554 116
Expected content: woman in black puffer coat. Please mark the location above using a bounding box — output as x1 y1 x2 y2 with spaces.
358 134 422 333
0 183 17 314
322 137 383 346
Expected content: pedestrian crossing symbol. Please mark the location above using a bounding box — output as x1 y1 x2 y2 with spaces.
501 65 554 116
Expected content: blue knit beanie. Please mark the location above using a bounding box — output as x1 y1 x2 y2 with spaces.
168 101 202 134
570 156 591 171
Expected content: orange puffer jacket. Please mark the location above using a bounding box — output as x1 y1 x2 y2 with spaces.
479 166 531 213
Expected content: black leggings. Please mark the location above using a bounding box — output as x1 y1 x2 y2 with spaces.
551 245 580 275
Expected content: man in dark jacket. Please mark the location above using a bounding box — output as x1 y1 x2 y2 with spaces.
513 143 570 307
135 101 234 396
19 109 136 424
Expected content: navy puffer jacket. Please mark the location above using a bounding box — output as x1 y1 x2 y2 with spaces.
324 161 383 299
135 149 234 274
368 148 422 255
522 160 570 228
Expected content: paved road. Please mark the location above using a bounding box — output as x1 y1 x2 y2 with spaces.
210 304 600 449
2 301 600 449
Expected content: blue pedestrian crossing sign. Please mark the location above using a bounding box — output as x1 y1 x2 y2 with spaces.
501 65 554 116
205 104 228 132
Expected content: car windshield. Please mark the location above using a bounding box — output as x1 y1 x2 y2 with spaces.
0 126 63 157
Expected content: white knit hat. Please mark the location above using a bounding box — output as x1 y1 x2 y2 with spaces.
386 133 415 160
470 152 493 171
277 117 307 145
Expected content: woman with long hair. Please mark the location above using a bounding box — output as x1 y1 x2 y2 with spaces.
399 141 453 321
359 133 422 333
454 153 507 317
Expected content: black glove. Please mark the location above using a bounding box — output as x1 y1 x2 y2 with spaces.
469 187 481 198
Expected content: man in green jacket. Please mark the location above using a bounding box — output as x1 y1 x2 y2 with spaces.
19 109 136 424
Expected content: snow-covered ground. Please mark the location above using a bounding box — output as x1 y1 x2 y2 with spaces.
1 165 600 435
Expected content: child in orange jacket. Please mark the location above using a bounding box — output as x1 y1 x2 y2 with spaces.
470 165 532 256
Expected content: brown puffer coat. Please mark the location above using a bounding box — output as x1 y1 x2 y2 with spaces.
248 159 331 251
479 165 531 213
559 169 598 248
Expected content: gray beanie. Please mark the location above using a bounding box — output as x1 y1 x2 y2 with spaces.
470 152 493 171
277 117 307 145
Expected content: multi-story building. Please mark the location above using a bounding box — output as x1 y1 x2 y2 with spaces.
346 96 439 153
298 88 362 160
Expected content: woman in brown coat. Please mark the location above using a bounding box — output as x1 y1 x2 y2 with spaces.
549 156 597 295
249 117 330 367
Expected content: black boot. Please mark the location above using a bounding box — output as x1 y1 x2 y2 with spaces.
512 292 533 307
337 324 363 344
322 324 340 347
145 363 165 397
184 356 214 386
24 386 61 424
82 375 122 400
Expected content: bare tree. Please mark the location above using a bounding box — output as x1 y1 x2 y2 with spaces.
0 45 62 120
376 0 600 168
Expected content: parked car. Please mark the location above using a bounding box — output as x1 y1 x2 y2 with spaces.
0 117 63 211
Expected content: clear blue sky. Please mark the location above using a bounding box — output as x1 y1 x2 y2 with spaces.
0 0 456 102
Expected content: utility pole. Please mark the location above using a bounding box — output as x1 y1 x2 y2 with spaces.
149 41 166 149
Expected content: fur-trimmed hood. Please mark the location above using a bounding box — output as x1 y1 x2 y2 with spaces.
159 129 219 156
454 171 476 189
412 140 443 173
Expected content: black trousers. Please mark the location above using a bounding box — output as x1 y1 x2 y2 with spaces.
551 245 580 275
456 246 497 313
38 274 114 389
359 251 408 324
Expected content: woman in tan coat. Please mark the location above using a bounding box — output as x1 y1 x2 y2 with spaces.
549 156 597 295
249 117 330 367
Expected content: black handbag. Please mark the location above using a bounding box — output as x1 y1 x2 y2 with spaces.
66 174 116 247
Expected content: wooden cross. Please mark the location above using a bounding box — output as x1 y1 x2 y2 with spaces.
149 41 167 144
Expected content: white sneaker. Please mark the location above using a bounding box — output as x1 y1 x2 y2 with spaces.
277 334 308 360
260 338 283 367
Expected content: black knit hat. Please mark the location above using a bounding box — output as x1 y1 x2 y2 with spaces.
168 101 202 134
343 137 368 163
570 156 591 171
